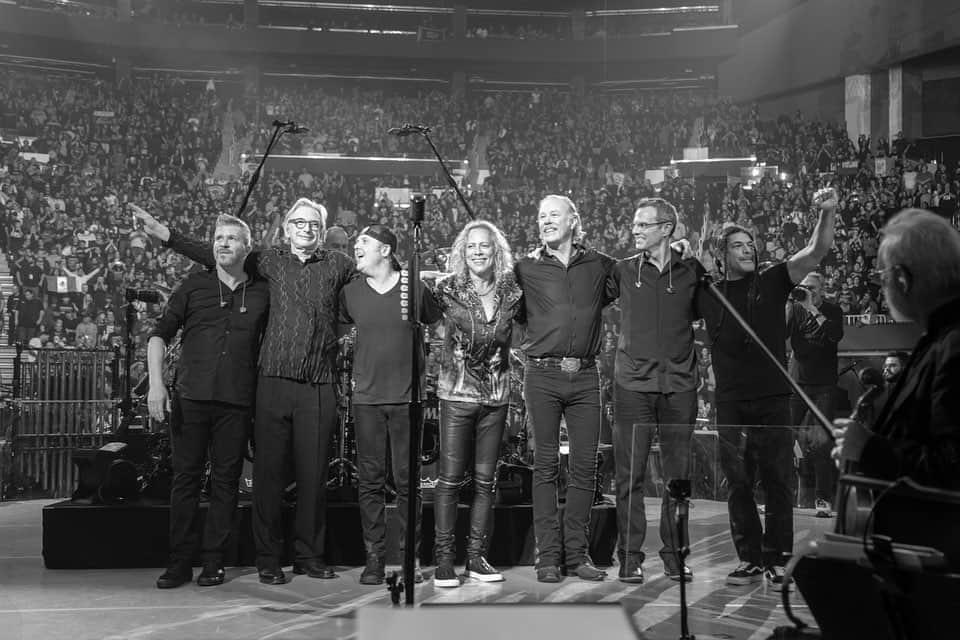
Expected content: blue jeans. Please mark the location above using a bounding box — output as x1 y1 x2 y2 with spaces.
523 364 602 569
613 387 696 571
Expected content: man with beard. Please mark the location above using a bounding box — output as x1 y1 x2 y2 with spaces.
339 225 441 585
148 214 268 588
133 199 354 585
699 188 837 591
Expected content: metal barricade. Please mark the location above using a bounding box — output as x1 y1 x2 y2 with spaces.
8 345 120 498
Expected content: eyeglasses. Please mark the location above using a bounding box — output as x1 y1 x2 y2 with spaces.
288 219 322 230
634 220 670 231
869 267 894 286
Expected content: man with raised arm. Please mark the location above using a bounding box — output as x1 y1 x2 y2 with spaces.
698 188 837 591
133 199 354 585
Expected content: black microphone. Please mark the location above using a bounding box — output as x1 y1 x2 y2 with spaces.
388 124 430 137
837 360 859 377
272 120 294 127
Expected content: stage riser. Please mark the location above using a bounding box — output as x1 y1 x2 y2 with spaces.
42 501 617 569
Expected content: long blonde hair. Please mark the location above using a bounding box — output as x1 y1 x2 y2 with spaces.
447 220 514 285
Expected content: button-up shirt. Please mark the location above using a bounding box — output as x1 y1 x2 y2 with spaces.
150 270 268 407
611 250 706 393
167 230 355 384
515 244 617 359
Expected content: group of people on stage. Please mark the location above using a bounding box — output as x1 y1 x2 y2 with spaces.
131 185 960 592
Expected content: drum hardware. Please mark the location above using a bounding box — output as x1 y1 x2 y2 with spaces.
329 330 358 493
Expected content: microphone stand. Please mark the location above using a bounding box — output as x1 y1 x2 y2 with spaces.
116 300 139 437
403 194 426 606
236 121 291 218
394 125 476 222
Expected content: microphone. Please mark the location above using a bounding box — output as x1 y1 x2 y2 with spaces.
388 124 431 137
272 120 310 134
837 360 859 377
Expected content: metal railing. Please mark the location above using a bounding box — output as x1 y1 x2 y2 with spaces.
5 346 120 498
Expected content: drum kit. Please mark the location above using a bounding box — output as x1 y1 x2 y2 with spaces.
326 333 536 498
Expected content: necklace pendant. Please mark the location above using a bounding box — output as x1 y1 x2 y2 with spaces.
220 300 228 308
635 281 642 288
239 306 247 314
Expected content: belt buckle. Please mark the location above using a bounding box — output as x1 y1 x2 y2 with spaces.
560 357 579 373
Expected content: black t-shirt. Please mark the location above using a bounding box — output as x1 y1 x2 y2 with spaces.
699 262 795 402
339 272 441 405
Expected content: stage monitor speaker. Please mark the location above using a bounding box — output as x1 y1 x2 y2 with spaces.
793 540 960 640
358 604 637 640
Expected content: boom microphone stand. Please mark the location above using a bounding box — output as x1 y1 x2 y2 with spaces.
403 193 426 605
386 123 478 605
237 120 307 218
668 479 695 640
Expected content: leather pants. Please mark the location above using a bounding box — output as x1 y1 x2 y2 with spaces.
433 400 507 561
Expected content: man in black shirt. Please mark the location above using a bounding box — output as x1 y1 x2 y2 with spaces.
340 225 441 585
148 214 268 589
610 198 706 584
133 198 355 585
787 272 843 517
699 187 837 591
515 194 617 583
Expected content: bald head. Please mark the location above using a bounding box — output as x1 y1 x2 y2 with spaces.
878 208 960 323
324 226 349 254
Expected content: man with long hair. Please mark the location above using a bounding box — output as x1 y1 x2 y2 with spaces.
516 195 617 583
133 198 355 585
699 187 837 591
429 220 522 588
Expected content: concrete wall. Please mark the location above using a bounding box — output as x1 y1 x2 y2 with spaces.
720 0 960 104
755 80 844 123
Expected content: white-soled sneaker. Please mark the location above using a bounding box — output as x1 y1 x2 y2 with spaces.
465 556 504 583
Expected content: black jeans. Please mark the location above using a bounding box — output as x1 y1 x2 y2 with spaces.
252 376 337 570
523 364 602 569
354 403 422 559
791 384 838 503
434 400 507 562
613 387 696 571
717 396 794 568
168 398 250 565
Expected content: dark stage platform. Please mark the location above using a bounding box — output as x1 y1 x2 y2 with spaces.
42 497 618 569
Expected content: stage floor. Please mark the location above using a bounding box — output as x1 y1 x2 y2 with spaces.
0 498 832 640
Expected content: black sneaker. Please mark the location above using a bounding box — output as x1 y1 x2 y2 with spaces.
664 565 693 582
197 562 225 587
360 555 385 586
726 561 762 586
765 565 789 591
434 561 459 588
156 564 193 589
618 559 644 584
465 556 504 583
536 566 562 583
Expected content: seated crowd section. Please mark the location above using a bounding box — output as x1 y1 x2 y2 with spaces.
2 67 959 423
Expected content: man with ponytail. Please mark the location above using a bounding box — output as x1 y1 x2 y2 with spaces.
699 187 837 591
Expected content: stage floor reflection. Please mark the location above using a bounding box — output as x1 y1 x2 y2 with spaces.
0 498 833 640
